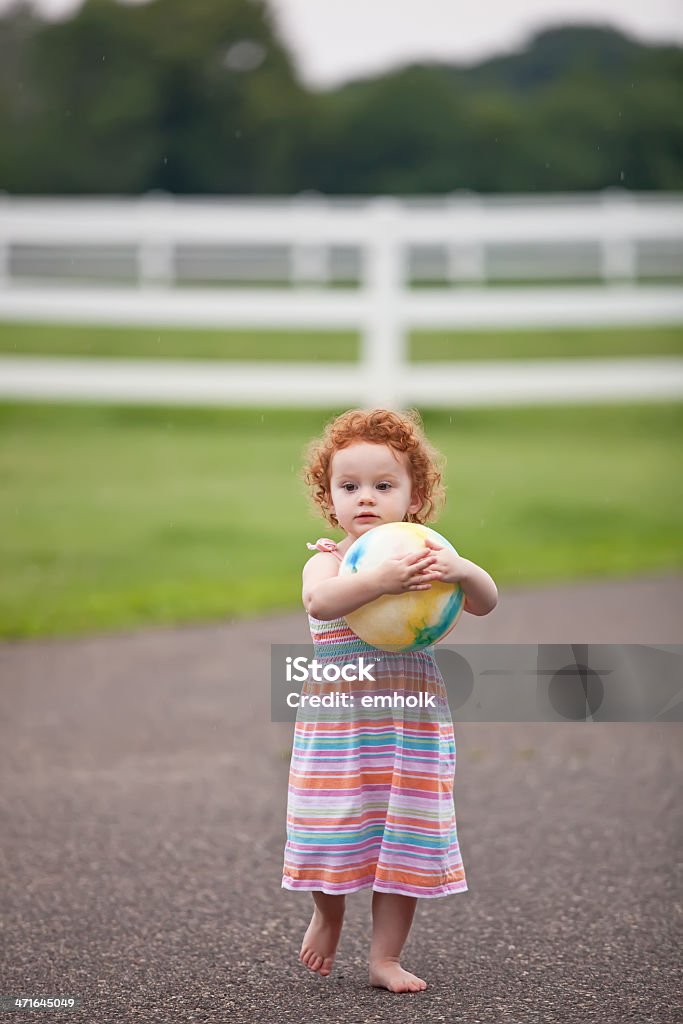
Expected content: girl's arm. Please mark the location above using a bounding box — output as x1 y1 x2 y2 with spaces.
456 557 498 616
303 554 385 621
303 549 440 621
423 538 498 616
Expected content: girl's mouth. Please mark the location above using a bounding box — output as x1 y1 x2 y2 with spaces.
355 513 379 520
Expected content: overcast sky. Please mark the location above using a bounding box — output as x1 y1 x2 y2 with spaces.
2 0 682 87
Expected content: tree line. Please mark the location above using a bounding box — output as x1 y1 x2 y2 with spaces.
0 0 681 194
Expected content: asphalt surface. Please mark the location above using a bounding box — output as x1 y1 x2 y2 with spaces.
0 574 681 1024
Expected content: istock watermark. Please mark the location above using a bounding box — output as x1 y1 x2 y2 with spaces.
283 654 439 711
270 644 683 724
285 655 377 682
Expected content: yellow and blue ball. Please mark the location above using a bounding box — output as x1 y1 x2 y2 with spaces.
339 521 464 653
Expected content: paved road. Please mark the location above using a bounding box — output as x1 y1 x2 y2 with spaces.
0 575 681 1023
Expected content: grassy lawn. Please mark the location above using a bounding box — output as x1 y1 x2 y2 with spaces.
0 401 681 639
0 321 681 362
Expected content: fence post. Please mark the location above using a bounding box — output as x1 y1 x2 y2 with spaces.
0 193 8 289
289 193 331 286
447 191 486 285
137 193 175 288
600 188 637 283
290 243 330 286
362 198 404 409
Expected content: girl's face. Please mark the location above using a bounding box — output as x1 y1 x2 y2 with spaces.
328 441 422 538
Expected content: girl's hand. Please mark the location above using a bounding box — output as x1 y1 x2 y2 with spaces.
373 549 442 595
422 537 468 586
424 538 499 615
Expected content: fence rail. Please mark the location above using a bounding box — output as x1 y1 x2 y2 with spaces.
1 193 682 408
1 191 682 287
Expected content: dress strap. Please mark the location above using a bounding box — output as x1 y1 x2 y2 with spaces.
306 537 344 561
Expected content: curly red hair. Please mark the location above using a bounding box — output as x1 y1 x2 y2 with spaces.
301 407 446 529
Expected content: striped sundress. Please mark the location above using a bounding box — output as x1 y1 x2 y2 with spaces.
281 537 468 899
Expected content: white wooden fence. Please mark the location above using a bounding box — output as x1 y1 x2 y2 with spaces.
0 192 682 408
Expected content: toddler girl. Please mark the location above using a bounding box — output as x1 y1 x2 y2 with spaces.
282 407 498 993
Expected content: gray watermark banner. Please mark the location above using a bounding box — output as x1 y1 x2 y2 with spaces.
270 644 683 723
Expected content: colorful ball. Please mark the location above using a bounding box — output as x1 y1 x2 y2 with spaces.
339 522 464 653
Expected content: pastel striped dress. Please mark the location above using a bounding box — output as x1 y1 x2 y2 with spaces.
281 537 468 899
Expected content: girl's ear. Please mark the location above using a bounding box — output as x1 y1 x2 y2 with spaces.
408 490 423 515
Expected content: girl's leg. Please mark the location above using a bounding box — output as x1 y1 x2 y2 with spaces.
299 891 346 976
368 892 427 992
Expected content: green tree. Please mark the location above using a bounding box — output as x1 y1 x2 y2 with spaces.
0 0 307 193
0 9 680 194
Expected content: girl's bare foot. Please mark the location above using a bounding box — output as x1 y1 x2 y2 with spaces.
299 905 345 977
369 956 427 993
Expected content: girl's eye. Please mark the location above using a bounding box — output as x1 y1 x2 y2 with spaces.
341 482 391 492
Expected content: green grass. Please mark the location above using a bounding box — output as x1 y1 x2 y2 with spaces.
0 322 359 362
410 325 683 361
0 321 682 362
0 401 681 639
